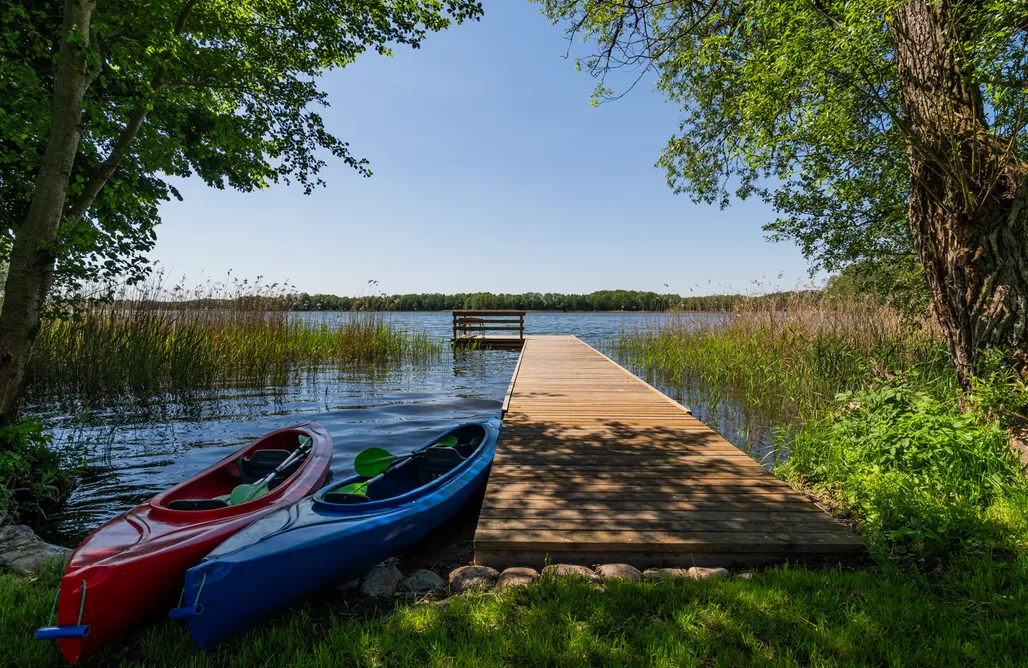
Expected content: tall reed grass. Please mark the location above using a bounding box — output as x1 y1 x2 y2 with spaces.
25 278 441 404
611 294 954 428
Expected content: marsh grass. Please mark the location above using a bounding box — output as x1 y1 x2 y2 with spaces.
26 278 441 405
611 294 953 429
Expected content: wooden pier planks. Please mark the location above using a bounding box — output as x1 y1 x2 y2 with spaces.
474 335 864 569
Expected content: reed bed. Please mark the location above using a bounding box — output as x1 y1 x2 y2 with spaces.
611 294 953 428
25 284 441 404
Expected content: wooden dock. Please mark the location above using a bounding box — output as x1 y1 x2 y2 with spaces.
475 335 865 569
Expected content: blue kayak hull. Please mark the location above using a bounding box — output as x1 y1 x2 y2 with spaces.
177 418 499 648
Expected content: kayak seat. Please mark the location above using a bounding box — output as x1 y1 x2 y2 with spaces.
239 449 291 484
415 447 465 485
322 492 372 504
167 498 230 511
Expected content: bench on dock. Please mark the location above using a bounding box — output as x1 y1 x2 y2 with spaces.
452 310 525 349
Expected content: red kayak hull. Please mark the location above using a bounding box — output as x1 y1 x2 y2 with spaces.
54 421 332 663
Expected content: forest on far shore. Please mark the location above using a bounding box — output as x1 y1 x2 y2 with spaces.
285 289 735 312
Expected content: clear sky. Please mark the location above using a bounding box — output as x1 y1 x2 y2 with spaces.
151 1 824 298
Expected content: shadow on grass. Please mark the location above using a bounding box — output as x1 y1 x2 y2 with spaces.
5 553 1027 668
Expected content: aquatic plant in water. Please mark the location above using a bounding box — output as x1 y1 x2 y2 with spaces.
25 276 442 405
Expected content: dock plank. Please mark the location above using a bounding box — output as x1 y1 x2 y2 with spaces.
474 335 864 569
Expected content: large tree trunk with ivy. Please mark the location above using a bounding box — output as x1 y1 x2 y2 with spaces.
890 0 1028 386
0 0 96 423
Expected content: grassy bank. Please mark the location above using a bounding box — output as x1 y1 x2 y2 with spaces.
3 556 1026 667
25 289 441 405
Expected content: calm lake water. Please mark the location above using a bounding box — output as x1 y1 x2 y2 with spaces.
32 312 777 544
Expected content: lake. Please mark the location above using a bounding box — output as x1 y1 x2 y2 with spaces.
32 312 779 544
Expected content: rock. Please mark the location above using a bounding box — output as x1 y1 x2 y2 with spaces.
595 563 642 582
496 567 539 589
542 564 602 584
688 566 729 580
736 572 753 580
360 563 403 598
449 565 499 592
0 525 70 575
401 569 447 594
643 568 690 581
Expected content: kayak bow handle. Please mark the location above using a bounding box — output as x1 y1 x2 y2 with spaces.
35 625 91 640
168 604 205 620
36 579 90 641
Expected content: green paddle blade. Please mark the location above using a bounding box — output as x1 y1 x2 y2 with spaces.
228 481 270 505
354 447 397 477
437 435 458 447
229 483 258 505
469 436 482 446
337 481 369 496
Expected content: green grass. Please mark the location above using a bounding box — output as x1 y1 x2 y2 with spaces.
26 294 441 405
4 556 1027 667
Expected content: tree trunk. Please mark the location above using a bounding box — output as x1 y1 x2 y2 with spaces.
0 0 96 422
890 0 1028 386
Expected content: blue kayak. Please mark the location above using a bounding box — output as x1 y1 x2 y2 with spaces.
170 418 500 648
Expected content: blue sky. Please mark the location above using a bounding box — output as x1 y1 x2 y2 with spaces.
151 1 824 297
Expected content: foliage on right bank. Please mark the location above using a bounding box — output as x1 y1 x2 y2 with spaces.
613 296 1028 558
783 374 1028 556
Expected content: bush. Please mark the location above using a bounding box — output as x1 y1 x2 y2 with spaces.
0 419 77 524
783 375 1028 555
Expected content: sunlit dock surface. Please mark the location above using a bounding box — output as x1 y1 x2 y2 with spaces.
475 335 865 569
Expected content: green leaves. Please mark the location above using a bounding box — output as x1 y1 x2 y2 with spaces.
536 0 1027 272
1 0 484 294
784 374 1028 554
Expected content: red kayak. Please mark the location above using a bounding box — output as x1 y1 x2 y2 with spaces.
36 421 332 663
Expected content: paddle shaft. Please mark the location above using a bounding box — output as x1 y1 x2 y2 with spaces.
248 439 313 494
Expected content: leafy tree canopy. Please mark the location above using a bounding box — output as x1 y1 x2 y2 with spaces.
535 0 1028 272
1 0 483 292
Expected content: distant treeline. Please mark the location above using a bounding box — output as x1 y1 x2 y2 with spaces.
284 291 743 312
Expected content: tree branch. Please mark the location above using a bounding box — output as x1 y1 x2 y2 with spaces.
65 0 200 220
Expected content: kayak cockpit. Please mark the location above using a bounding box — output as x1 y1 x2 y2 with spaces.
321 424 487 506
158 431 315 511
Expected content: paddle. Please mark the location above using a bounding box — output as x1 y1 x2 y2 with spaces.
229 435 314 505
352 435 463 477
335 481 370 496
